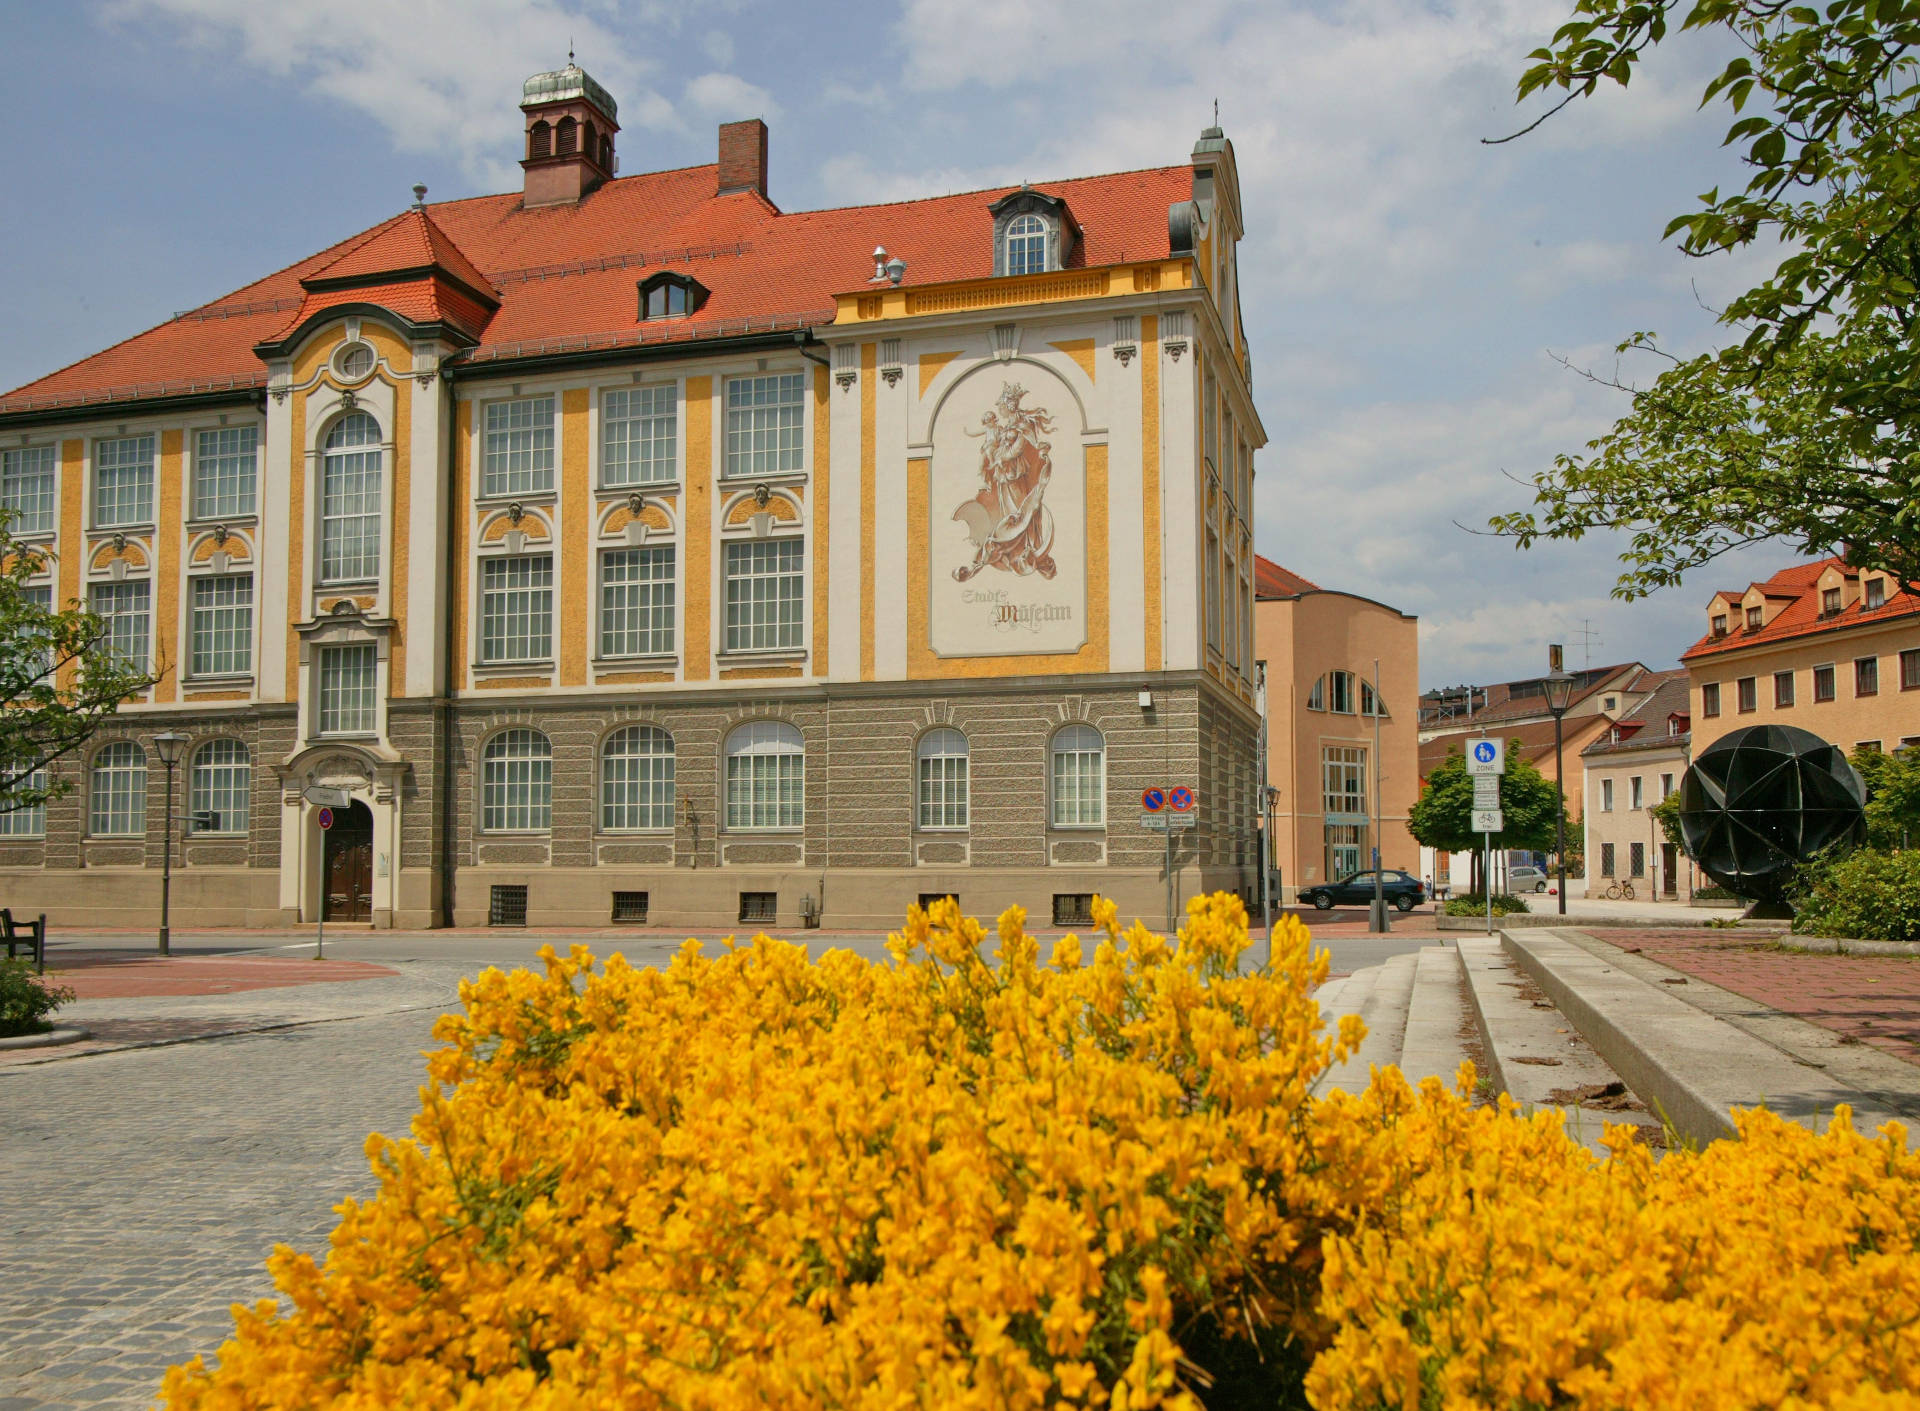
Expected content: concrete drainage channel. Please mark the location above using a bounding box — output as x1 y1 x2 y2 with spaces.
1313 928 1920 1152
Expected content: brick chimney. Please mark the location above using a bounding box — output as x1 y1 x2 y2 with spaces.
520 63 620 207
717 119 769 198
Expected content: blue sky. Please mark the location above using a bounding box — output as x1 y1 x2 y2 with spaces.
0 0 1787 687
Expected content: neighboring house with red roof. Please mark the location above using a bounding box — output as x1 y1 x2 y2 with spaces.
1252 557 1418 900
0 65 1266 931
1580 671 1695 901
1681 556 1920 758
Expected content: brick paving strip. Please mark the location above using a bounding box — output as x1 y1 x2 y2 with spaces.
1589 928 1920 1066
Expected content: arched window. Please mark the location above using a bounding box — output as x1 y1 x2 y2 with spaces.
916 727 969 830
0 770 47 837
1006 214 1048 276
600 134 613 169
89 741 147 836
320 412 382 584
724 721 803 831
483 729 552 832
190 739 250 835
530 120 552 158
1360 680 1387 718
1050 724 1105 827
1307 676 1325 711
601 725 675 832
557 116 578 154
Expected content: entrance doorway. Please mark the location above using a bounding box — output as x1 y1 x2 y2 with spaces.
323 800 374 923
1661 842 1679 899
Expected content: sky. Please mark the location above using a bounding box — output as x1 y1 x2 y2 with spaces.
0 0 1791 689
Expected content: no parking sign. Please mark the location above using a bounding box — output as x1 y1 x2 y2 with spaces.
316 807 335 831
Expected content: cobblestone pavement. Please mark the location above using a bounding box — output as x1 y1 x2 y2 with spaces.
0 1001 455 1410
1595 928 1920 1065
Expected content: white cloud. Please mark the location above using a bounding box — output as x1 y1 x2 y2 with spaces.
700 30 734 66
681 71 779 122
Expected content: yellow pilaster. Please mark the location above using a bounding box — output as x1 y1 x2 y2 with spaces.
388 375 411 696
684 376 713 681
450 400 470 685
56 440 82 690
811 363 829 674
155 430 183 700
860 341 876 681
559 387 590 686
1141 314 1162 672
285 396 308 701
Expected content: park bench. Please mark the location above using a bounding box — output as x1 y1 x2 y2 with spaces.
2 908 46 973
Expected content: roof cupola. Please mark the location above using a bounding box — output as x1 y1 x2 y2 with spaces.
520 61 619 207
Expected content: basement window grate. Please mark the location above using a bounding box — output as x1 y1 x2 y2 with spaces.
1052 893 1094 928
611 890 649 924
489 884 528 927
738 891 777 924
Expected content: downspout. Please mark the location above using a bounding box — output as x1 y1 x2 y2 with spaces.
796 330 833 923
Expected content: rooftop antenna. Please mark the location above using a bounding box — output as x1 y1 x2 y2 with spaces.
1572 618 1604 670
1213 97 1219 126
568 37 575 63
411 183 427 210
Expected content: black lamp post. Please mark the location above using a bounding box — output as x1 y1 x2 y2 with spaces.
1543 654 1575 916
151 730 189 956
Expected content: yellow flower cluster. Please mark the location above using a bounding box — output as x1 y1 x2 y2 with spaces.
162 895 1369 1410
160 894 1920 1410
1308 1075 1920 1409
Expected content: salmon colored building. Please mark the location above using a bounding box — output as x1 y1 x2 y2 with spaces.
1252 557 1418 901
1683 557 1920 758
0 66 1267 930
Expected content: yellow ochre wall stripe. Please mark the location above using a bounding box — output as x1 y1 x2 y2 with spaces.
860 341 876 681
56 441 82 689
1141 313 1162 672
683 375 713 681
811 363 830 673
155 430 183 701
285 394 308 701
559 387 590 686
918 350 961 399
389 375 412 696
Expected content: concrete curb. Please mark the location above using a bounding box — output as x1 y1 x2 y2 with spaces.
0 1025 91 1051
1776 935 1920 958
1435 912 1786 932
1502 929 1914 1147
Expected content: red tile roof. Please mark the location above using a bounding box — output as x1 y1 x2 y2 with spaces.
1252 555 1320 598
1681 557 1920 661
0 160 1192 415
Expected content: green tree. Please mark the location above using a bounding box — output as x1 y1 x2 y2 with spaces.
1490 2 1920 596
1409 748 1569 892
0 521 160 816
1651 790 1684 849
1850 744 1920 848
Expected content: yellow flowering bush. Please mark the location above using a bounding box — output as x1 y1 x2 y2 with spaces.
162 894 1372 1410
159 893 1920 1410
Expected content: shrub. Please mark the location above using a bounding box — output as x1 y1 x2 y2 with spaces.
1441 892 1529 917
1794 847 1920 942
0 958 74 1037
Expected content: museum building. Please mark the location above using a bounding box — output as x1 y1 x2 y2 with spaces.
0 66 1264 930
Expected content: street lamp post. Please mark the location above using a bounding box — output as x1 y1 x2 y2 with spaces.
151 730 189 956
1543 651 1575 917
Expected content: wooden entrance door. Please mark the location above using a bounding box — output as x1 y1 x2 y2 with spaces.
323 800 374 922
1661 842 1679 898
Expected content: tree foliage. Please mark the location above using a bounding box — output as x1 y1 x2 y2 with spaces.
0 519 160 813
1850 743 1920 847
1491 1 1920 596
1408 747 1568 855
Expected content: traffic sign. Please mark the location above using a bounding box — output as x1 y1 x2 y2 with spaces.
1472 808 1504 833
1467 738 1506 776
1472 776 1501 809
1168 786 1195 812
1141 812 1198 831
316 807 335 831
1142 812 1167 831
304 786 352 809
1142 788 1166 812
1167 812 1196 830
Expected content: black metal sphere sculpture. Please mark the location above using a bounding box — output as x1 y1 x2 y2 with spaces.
1678 724 1866 908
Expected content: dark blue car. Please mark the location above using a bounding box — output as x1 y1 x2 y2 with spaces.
1299 870 1426 912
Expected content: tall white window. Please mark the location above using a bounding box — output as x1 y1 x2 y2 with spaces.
483 729 552 832
724 374 805 478
1050 724 1105 827
1005 214 1047 275
724 538 803 651
92 580 151 673
94 435 154 529
1223 549 1239 667
19 584 52 680
600 546 675 657
724 720 804 831
195 426 258 520
917 728 969 830
190 574 253 677
321 413 382 583
0 770 46 837
1630 776 1644 810
189 739 250 835
89 741 147 836
601 725 675 831
1205 528 1221 649
1 446 56 535
1322 746 1367 815
483 397 556 497
317 643 377 735
481 555 553 662
1601 778 1615 812
603 385 676 486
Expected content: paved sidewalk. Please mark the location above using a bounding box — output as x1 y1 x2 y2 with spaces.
1589 928 1920 1066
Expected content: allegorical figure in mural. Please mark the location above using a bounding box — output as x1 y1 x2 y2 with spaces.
952 382 1057 581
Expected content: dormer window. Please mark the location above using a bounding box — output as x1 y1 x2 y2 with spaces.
1712 613 1727 637
989 186 1079 277
1867 577 1888 609
637 273 706 321
1746 605 1763 629
1823 587 1842 615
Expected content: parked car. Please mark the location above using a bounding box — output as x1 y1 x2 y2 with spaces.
1299 870 1427 912
1508 865 1550 893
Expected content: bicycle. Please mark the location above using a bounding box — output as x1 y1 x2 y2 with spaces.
1602 879 1636 901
